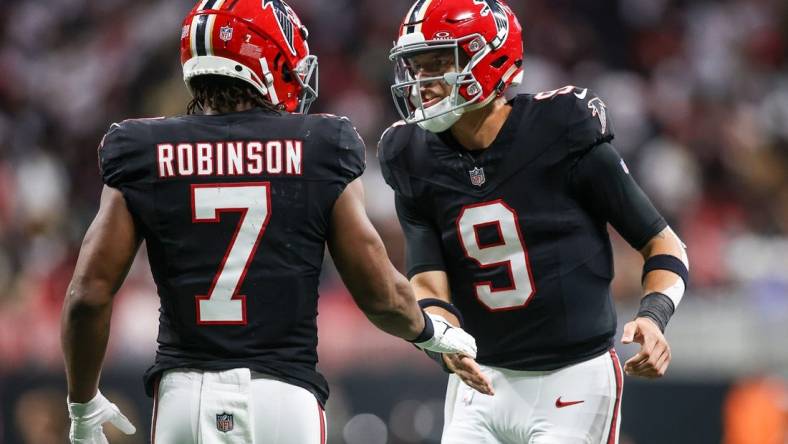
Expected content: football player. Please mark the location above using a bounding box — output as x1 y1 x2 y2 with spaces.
378 0 690 442
60 1 482 443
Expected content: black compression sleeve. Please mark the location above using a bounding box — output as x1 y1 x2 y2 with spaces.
395 194 446 278
569 143 667 249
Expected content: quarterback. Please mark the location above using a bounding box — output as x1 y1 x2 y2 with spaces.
378 0 690 442
60 1 480 443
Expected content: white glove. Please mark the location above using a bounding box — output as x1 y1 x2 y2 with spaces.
413 313 477 358
67 390 136 444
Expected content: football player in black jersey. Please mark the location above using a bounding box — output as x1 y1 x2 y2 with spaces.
60 1 482 443
379 0 690 442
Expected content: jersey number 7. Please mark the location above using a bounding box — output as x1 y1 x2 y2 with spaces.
191 183 271 325
457 200 536 311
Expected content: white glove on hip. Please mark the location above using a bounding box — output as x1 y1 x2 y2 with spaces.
413 313 477 358
67 390 136 444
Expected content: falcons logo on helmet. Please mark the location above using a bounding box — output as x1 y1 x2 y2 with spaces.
473 0 509 47
262 0 297 55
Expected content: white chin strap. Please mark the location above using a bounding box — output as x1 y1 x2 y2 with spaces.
415 96 465 133
414 90 499 133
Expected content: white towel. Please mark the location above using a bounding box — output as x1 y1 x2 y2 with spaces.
198 368 254 444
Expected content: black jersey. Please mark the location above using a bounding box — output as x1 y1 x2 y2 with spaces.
98 108 365 405
378 87 666 371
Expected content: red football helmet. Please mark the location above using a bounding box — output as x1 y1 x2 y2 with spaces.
181 0 318 113
390 0 523 132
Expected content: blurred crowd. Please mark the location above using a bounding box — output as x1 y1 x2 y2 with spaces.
1 0 788 368
0 0 787 440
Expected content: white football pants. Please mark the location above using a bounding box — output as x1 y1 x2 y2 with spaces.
443 349 623 444
151 368 326 444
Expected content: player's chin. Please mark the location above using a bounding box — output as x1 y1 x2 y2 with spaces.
421 96 446 108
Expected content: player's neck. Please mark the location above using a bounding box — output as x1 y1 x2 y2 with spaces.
202 102 256 115
450 97 511 151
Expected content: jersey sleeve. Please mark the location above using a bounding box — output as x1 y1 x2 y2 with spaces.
395 194 446 278
97 122 133 188
563 88 615 152
377 122 445 277
97 120 152 189
377 122 414 198
334 117 366 184
569 142 667 249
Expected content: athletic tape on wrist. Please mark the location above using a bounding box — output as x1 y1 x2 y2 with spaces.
636 292 675 332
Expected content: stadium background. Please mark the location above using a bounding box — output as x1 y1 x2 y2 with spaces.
1 0 787 442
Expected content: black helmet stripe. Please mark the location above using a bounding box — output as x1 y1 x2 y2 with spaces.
193 0 225 57
195 14 210 56
201 0 219 10
405 0 428 34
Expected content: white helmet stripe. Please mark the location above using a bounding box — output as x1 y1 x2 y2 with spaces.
190 15 201 58
403 0 423 34
205 14 216 55
412 0 435 34
196 0 226 56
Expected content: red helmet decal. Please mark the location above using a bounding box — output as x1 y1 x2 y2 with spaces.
472 0 510 47
262 0 299 56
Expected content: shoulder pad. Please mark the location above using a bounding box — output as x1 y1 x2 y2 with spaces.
531 86 614 152
378 120 407 148
97 121 137 187
377 121 417 195
377 121 410 161
119 116 166 124
305 113 367 183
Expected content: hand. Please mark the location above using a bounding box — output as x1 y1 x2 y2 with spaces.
414 313 477 358
68 391 136 444
621 317 672 378
444 354 495 396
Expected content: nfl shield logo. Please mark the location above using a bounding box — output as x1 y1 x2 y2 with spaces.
469 167 486 187
219 25 234 43
216 413 234 433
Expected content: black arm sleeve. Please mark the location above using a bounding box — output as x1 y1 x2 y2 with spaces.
569 142 667 250
395 194 446 278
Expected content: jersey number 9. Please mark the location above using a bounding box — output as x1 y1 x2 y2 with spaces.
456 200 536 311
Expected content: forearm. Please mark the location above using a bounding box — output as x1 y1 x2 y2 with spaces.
336 238 426 340
636 227 689 330
61 283 113 403
59 186 138 404
359 267 426 340
640 228 687 289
